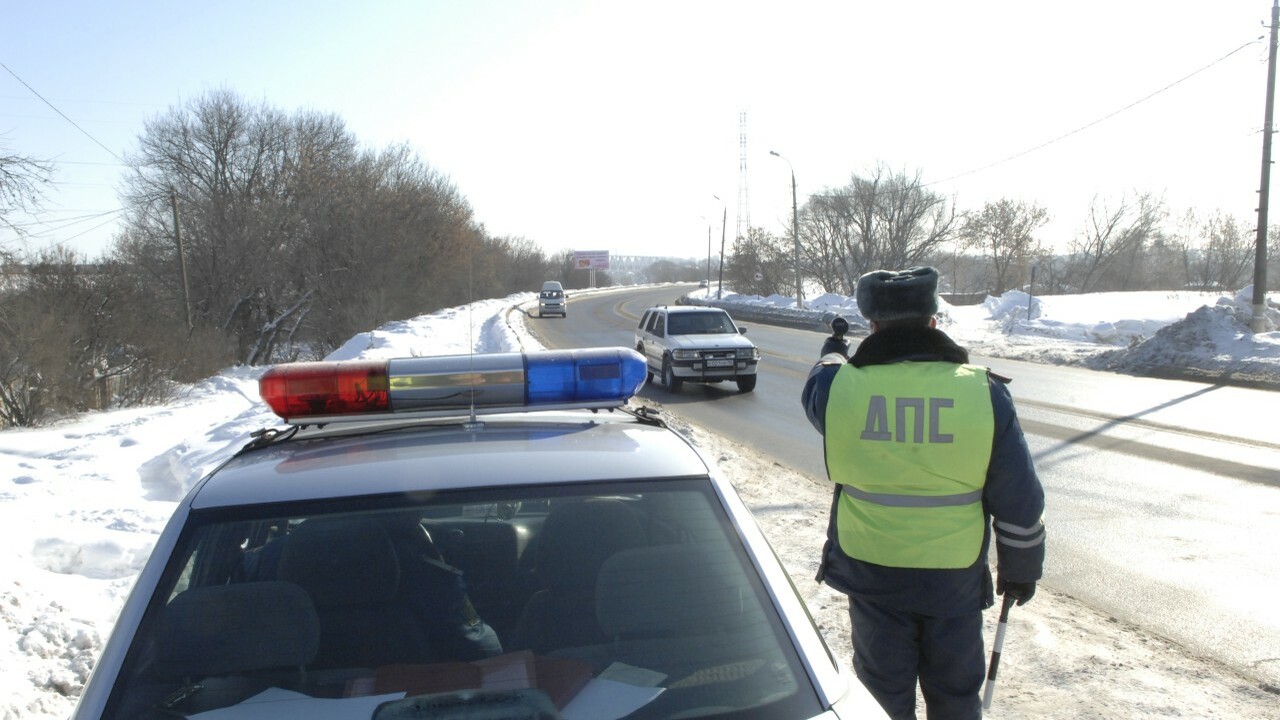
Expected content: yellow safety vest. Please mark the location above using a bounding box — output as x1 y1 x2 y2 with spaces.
825 361 995 569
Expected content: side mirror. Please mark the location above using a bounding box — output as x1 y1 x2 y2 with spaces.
739 327 748 334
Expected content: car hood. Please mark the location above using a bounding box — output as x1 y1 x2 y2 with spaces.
667 333 756 350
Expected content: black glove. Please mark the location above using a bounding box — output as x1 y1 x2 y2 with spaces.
997 577 1036 606
820 336 850 358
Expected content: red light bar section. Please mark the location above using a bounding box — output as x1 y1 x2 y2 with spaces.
259 360 391 420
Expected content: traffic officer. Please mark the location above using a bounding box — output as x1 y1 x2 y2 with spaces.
801 266 1046 720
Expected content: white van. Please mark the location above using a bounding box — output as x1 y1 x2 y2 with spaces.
537 281 566 318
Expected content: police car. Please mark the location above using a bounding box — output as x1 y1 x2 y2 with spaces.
73 348 886 719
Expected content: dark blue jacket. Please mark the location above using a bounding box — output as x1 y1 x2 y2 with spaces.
801 325 1046 617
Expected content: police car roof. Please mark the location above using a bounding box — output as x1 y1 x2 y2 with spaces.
190 410 710 510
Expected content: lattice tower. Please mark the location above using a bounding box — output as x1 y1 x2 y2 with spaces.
736 111 750 242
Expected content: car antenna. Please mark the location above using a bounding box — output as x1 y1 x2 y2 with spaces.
465 249 483 430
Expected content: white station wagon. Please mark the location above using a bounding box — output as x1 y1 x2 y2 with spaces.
635 306 760 393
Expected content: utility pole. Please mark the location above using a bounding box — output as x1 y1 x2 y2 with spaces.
1252 0 1278 333
789 165 801 309
710 194 722 290
170 190 193 332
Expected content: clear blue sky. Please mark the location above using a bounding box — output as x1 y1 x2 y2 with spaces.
1 0 1274 261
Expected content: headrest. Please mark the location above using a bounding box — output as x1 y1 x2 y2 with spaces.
277 516 401 606
156 581 319 677
856 266 940 322
537 500 646 594
595 544 744 638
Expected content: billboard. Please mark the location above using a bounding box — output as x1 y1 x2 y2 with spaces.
573 250 610 270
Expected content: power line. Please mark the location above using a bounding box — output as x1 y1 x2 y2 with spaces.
0 61 128 165
6 210 122 231
0 92 164 109
58 212 123 244
48 160 131 168
0 63 142 250
0 211 124 254
926 38 1265 188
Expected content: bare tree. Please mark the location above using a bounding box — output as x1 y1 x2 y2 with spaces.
1064 192 1167 292
645 258 702 284
960 199 1049 294
296 143 483 355
114 91 493 365
117 90 300 364
1269 222 1280 294
801 193 860 295
479 235 555 295
5 92 556 419
0 249 144 426
0 139 52 237
799 163 958 293
1173 210 1254 290
726 228 794 296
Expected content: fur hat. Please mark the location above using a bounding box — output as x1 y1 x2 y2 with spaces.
856 266 940 322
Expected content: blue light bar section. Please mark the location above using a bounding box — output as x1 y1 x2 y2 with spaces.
524 347 647 405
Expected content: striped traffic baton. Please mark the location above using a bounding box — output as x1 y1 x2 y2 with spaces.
982 593 1017 709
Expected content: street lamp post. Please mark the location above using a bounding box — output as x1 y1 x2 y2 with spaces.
769 151 802 309
706 223 712 288
710 195 720 290
718 204 727 299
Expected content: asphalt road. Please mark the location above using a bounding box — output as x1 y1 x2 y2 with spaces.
520 283 1280 689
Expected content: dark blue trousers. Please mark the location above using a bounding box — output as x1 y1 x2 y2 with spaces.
849 596 985 720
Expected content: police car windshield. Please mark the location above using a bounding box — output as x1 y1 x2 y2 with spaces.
102 479 821 719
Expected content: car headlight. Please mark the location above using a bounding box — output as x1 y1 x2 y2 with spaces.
672 350 700 360
736 347 759 359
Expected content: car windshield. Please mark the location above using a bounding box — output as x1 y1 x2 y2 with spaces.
666 312 735 336
103 478 820 720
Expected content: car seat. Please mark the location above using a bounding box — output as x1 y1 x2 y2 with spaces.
376 512 504 662
149 581 319 713
509 499 647 654
592 543 794 705
157 580 319 679
276 515 431 669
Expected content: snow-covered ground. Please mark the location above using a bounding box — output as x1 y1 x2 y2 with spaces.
712 284 1280 390
2 287 1278 719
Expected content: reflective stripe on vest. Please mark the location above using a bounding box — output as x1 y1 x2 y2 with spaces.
840 485 984 507
825 361 995 569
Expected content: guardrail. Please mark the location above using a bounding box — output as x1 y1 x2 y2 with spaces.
675 295 869 336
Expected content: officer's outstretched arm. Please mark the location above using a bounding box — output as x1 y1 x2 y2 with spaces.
984 378 1046 603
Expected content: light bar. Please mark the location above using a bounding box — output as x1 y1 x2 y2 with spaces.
259 347 647 422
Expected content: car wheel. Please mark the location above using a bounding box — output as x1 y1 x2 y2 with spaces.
736 375 757 393
662 357 683 392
